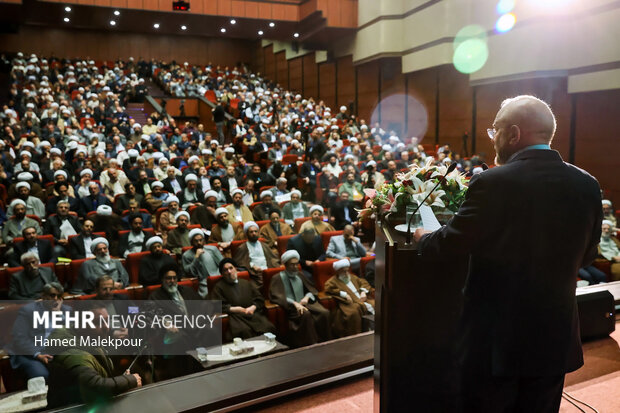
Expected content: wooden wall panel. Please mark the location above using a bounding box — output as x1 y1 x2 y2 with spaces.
318 61 336 109
378 58 406 138
275 52 288 88
406 67 436 143
263 45 276 84
356 60 379 125
336 55 355 112
302 54 318 100
437 65 472 153
288 57 303 94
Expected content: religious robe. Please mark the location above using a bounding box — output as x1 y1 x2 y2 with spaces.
211 278 276 341
181 246 223 298
225 203 254 224
233 241 281 288
324 274 375 338
209 222 243 258
190 206 217 230
269 271 330 348
138 253 178 286
72 258 129 295
166 227 190 256
259 221 294 256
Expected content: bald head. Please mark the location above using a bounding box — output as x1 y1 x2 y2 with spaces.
492 95 556 165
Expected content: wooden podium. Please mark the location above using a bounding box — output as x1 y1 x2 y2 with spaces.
374 221 468 412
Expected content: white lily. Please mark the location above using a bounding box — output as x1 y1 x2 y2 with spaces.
422 180 446 208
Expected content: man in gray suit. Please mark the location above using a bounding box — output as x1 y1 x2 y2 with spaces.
326 224 367 273
2 200 42 262
9 252 59 299
71 237 129 295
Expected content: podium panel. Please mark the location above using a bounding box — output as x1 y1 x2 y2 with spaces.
374 222 468 412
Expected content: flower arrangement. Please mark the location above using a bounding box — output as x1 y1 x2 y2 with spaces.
357 158 469 221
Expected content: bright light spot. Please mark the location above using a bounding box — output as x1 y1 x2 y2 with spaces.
453 38 489 74
153 23 160 29
230 19 236 24
114 10 120 16
220 28 226 33
495 13 516 33
269 22 275 27
293 33 299 38
453 25 487 51
258 30 264 35
64 17 70 22
534 0 575 8
181 25 187 30
496 0 515 14
110 20 116 26
64 6 71 12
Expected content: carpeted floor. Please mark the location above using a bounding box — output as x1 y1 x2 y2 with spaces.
250 322 620 413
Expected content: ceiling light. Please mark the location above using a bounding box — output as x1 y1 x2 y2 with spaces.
110 20 116 26
64 6 71 12
258 30 264 35
64 17 70 22
269 22 275 27
230 19 236 25
220 28 226 33
153 23 160 29
293 32 299 38
114 10 120 16
181 25 187 30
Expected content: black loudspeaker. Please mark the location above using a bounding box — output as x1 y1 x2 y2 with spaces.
576 290 615 340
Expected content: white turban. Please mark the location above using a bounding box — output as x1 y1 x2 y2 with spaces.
309 205 324 215
128 149 140 157
204 190 218 200
188 155 199 164
97 205 112 216
231 188 243 197
602 220 614 227
15 181 30 190
184 173 198 183
17 172 33 181
224 147 235 153
166 195 179 205
189 228 205 240
260 190 272 199
19 150 31 158
215 207 228 217
243 221 259 233
145 236 163 249
50 148 62 155
90 237 109 253
10 199 26 208
281 250 300 264
80 168 93 177
333 258 350 271
602 200 612 206
290 189 301 198
151 181 164 189
54 170 68 179
175 211 190 220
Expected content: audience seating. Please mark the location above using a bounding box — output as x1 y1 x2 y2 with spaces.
294 217 312 233
11 234 55 247
125 251 151 284
276 234 295 257
118 228 155 237
320 231 343 251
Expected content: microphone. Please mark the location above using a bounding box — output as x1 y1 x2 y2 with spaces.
405 162 457 245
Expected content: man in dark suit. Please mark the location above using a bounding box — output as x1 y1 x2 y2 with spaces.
414 96 602 413
117 214 153 257
44 199 82 258
45 181 80 215
121 199 153 229
11 226 55 267
79 181 111 217
286 227 326 281
9 252 59 299
68 219 95 260
331 191 359 230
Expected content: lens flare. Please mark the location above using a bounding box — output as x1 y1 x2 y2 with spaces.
496 0 515 14
495 13 516 33
453 25 487 51
453 39 489 74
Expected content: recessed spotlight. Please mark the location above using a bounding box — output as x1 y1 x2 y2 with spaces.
114 10 120 16
110 20 116 26
293 32 299 38
269 22 275 27
181 25 187 30
65 6 71 12
154 23 160 29
258 30 264 35
230 19 236 25
64 17 70 22
220 28 226 33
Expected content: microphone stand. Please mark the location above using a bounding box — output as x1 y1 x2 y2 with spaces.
405 162 457 245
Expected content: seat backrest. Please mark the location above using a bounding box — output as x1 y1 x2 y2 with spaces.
276 234 296 257
294 217 312 233
230 240 247 257
249 201 261 212
69 258 93 287
126 251 151 284
3 263 56 294
311 259 338 291
320 231 343 252
12 234 55 247
261 267 285 298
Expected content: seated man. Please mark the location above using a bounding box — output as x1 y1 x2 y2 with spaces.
226 188 254 224
210 207 244 257
166 211 191 255
326 224 367 273
233 221 280 288
331 191 359 230
252 191 281 221
270 177 290 199
44 199 82 258
211 258 276 341
45 181 80 215
181 173 203 209
338 172 364 202
599 220 620 281
138 236 177 286
11 226 55 267
68 219 95 259
72 238 129 294
117 214 153 258
157 195 180 243
259 210 294 256
47 301 141 408
324 258 375 338
2 200 42 261
142 181 169 213
210 176 231 207
182 228 223 298
121 199 153 229
9 252 59 299
286 227 326 281
9 282 70 382
190 190 218 230
269 250 330 347
602 199 617 228
8 181 45 217
79 181 111 217
299 205 335 235
281 189 309 227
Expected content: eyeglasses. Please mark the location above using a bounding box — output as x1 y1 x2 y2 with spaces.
45 293 62 299
487 128 497 141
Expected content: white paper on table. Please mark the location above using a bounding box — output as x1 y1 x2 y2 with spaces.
419 204 442 231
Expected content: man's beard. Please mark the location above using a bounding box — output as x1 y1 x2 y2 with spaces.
248 236 259 243
602 234 611 241
219 221 229 228
338 274 351 284
96 253 111 264
163 284 178 294
169 207 179 215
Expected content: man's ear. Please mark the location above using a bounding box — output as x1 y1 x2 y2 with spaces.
508 125 521 146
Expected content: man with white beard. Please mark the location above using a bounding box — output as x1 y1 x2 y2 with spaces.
71 238 129 295
181 228 223 298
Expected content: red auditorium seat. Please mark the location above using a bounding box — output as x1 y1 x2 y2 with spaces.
125 251 151 284
11 234 55 247
276 235 295 257
3 263 56 295
249 201 261 212
310 259 338 291
294 217 312 233
68 258 93 288
206 271 250 293
320 231 343 251
281 154 299 165
204 90 217 103
230 240 247 257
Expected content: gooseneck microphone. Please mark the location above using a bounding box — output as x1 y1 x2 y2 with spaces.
405 162 458 245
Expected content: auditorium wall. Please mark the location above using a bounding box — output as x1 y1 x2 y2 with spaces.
0 25 254 67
